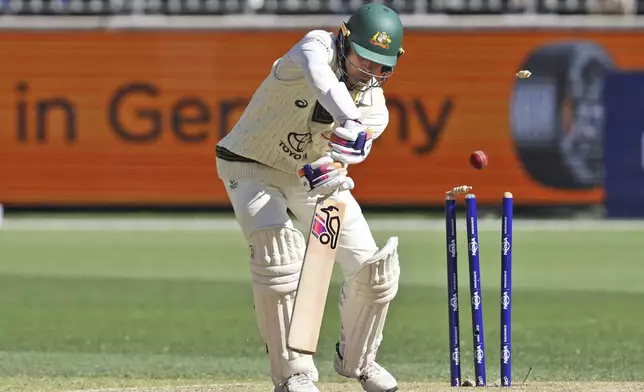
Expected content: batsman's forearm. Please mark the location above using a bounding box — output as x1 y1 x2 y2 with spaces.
286 32 361 123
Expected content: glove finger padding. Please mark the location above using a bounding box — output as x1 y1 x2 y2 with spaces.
298 156 354 197
329 149 370 165
329 126 362 149
339 176 354 191
328 127 373 165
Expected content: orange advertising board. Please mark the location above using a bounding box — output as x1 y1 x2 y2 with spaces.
0 30 634 206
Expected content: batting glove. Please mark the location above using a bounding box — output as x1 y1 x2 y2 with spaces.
298 155 354 198
328 119 374 165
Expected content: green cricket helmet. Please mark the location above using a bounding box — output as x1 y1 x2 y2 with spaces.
337 3 405 88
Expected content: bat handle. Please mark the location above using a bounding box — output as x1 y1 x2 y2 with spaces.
317 188 341 204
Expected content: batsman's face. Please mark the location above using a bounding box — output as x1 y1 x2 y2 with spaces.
345 49 384 87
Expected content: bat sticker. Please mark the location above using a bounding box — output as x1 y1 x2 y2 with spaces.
311 205 341 249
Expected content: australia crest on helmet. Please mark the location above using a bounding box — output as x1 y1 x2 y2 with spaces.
370 31 391 49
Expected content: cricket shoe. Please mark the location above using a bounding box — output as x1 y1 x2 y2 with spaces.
333 343 399 392
274 373 319 392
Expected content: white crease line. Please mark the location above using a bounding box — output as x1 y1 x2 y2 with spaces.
64 383 250 392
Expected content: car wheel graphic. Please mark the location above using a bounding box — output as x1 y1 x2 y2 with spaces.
510 41 614 190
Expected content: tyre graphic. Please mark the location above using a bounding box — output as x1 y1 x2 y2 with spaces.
510 41 615 190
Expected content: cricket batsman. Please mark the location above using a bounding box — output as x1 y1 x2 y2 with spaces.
215 4 404 391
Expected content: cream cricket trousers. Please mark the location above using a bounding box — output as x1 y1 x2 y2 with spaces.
223 177 379 278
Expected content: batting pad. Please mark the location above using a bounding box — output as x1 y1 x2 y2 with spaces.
248 226 319 386
337 236 400 377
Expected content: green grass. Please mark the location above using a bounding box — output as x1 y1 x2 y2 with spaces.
1 218 643 391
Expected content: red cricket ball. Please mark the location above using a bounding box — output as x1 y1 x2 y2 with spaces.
470 150 488 170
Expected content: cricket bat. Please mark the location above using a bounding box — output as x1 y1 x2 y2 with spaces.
287 195 347 355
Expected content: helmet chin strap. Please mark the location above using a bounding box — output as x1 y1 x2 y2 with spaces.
336 28 351 86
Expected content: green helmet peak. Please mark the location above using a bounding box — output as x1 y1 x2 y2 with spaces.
342 3 404 68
